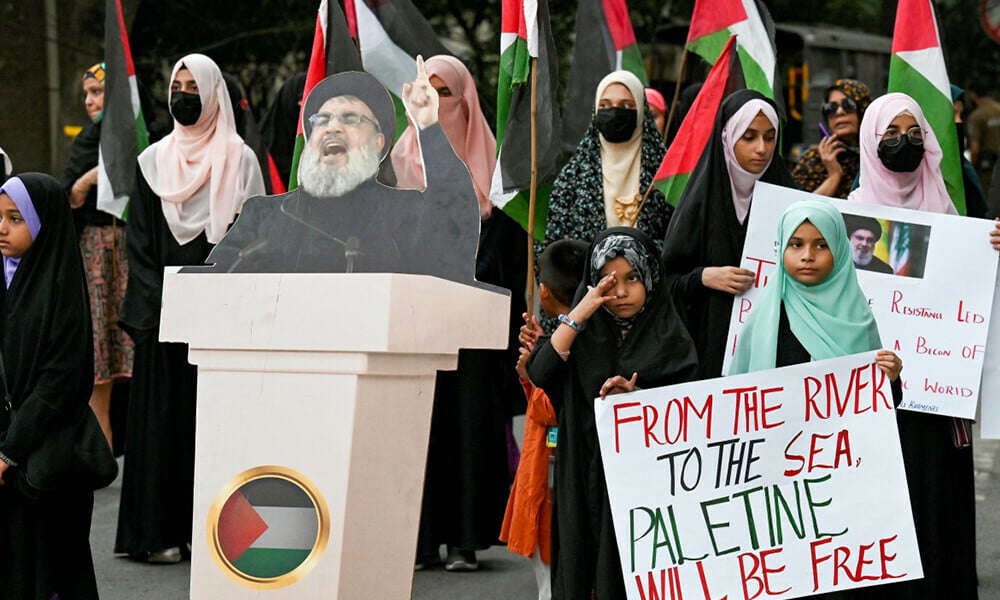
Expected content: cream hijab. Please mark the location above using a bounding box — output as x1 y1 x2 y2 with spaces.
595 70 646 227
391 56 497 219
138 54 253 244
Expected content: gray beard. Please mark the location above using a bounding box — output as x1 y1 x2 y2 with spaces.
298 141 380 197
853 248 873 266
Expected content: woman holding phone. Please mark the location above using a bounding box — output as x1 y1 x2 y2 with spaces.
792 79 872 198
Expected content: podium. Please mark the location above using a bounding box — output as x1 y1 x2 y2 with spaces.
158 268 511 599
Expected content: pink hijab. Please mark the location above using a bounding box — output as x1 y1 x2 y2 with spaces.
847 92 957 215
721 99 779 224
138 54 249 243
390 55 497 219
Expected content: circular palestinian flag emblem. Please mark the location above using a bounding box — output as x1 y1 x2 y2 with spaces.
207 466 330 589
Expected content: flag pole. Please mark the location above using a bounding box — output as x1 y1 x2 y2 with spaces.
663 48 689 145
526 56 539 318
634 47 688 221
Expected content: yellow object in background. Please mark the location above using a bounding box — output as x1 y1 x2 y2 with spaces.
64 125 83 139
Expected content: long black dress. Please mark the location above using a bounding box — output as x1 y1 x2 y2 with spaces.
661 90 796 379
418 208 527 557
528 227 699 600
114 170 216 556
0 173 99 599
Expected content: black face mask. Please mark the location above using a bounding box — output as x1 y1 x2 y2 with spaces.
170 92 202 126
877 136 925 173
594 107 638 143
956 122 967 150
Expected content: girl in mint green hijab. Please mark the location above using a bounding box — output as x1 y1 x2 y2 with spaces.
730 199 901 380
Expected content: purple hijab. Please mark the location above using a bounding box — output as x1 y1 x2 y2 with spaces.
1 177 42 288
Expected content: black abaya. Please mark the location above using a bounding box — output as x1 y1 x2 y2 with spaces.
0 173 99 599
418 209 528 555
528 227 699 600
114 170 215 556
661 90 796 379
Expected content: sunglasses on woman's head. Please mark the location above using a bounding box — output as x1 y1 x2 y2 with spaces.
821 97 858 118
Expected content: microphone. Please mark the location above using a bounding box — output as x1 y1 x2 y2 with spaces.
344 236 360 274
225 238 268 273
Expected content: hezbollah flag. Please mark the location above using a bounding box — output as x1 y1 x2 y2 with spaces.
97 0 149 220
686 0 782 114
489 0 561 240
888 0 966 214
653 36 743 206
560 0 648 153
287 0 363 190
217 478 320 578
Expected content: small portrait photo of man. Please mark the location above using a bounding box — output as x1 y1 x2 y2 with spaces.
843 214 895 274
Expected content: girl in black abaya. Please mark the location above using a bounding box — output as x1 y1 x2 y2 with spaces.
528 227 698 600
661 89 796 379
0 173 99 599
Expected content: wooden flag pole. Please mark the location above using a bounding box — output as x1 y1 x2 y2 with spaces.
526 56 540 318
634 47 689 220
663 48 689 140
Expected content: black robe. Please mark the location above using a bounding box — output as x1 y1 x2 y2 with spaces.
203 123 481 285
260 73 306 189
0 173 99 599
114 169 218 555
661 89 796 379
528 227 699 600
856 255 894 274
418 208 527 555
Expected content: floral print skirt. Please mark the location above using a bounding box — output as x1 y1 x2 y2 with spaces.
80 224 133 383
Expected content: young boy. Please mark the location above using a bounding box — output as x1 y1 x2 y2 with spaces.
499 239 588 600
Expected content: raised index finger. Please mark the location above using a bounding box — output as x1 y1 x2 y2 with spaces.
415 54 427 80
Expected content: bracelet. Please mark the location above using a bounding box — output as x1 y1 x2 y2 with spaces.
558 314 584 332
0 451 17 467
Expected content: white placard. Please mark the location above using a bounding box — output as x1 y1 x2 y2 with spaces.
596 352 922 599
722 183 998 419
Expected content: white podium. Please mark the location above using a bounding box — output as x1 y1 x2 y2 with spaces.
159 268 511 599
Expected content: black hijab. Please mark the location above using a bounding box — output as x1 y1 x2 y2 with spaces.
663 89 795 272
260 73 306 188
0 173 93 461
572 227 698 398
660 89 795 378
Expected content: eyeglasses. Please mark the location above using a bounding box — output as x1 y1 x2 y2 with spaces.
308 111 380 131
879 125 924 147
820 97 858 118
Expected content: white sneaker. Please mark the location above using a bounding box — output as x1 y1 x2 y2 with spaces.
148 546 182 564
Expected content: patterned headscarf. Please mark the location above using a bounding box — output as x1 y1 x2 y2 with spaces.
84 62 106 84
590 232 659 333
825 78 871 121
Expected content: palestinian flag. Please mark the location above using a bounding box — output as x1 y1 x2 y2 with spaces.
489 0 561 240
217 478 320 578
345 0 453 139
560 0 647 153
97 0 149 220
287 0 363 190
686 0 782 114
653 36 743 205
888 0 966 214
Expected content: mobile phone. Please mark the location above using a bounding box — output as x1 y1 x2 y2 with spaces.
819 122 832 138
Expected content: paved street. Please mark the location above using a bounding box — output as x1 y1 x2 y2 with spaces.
91 424 1000 599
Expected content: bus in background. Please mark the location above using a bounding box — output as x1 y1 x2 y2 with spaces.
643 21 891 162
